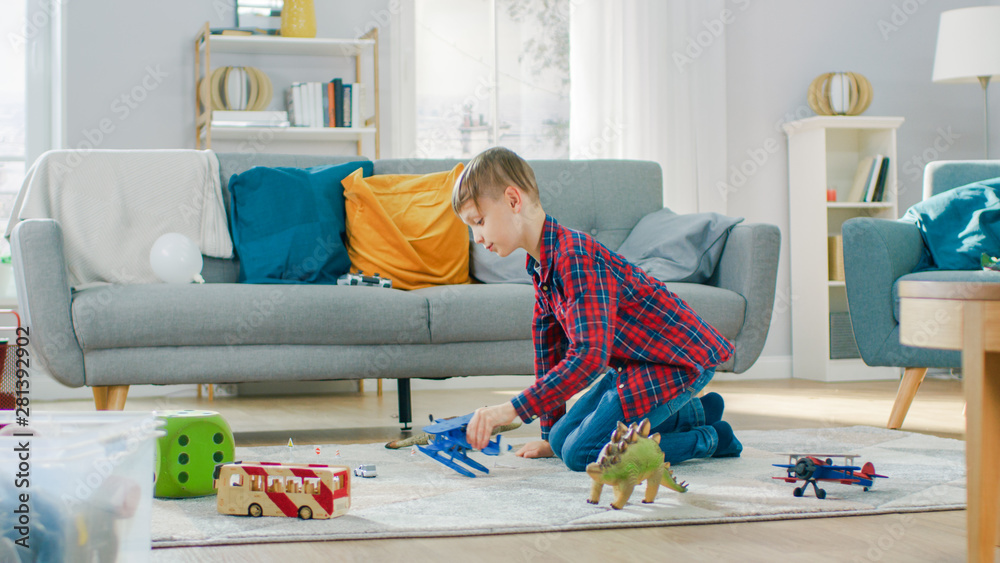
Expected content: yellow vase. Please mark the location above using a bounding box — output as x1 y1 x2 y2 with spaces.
280 0 316 38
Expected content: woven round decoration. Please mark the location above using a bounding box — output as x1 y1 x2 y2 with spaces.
808 72 873 116
198 66 274 111
246 66 273 111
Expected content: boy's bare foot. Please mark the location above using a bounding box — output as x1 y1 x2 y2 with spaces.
515 440 555 458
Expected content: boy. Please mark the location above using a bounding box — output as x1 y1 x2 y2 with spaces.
456 147 741 471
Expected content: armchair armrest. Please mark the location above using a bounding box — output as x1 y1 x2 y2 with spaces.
707 223 781 373
9 219 85 387
842 217 926 365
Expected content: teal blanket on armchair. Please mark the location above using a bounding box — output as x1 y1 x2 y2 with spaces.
900 177 1000 271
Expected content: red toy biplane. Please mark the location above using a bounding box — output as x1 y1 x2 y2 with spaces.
773 453 887 499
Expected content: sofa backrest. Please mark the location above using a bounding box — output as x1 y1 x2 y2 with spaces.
923 160 1000 200
372 158 663 252
210 154 664 283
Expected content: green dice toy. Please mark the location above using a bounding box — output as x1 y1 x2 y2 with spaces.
154 410 235 498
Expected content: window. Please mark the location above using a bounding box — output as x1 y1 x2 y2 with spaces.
414 0 569 159
0 0 26 235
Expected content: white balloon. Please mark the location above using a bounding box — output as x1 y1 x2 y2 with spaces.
150 233 204 284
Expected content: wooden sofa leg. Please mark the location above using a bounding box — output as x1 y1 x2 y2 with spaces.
92 387 109 410
888 367 927 429
106 385 130 411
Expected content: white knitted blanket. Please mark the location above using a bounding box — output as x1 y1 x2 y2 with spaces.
5 150 233 290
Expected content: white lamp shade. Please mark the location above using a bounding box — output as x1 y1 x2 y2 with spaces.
933 6 1000 84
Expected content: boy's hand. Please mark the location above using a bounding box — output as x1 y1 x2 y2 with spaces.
514 440 554 458
467 402 518 450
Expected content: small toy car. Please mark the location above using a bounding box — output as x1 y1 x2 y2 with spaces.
337 272 392 288
354 464 377 478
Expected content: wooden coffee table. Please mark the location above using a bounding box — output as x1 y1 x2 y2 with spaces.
898 280 1000 563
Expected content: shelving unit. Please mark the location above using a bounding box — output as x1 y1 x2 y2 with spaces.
784 116 904 382
194 23 380 157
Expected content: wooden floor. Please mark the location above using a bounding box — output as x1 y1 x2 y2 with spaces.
40 377 996 562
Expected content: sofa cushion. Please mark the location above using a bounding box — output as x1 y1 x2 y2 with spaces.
228 161 371 284
71 283 430 349
413 282 744 345
342 164 470 290
890 269 1000 322
414 284 536 343
900 177 1000 270
668 283 746 342
617 208 744 283
468 230 532 284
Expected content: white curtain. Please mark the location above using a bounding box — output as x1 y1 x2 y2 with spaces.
569 0 727 214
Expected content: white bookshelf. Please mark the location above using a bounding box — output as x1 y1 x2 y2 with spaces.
194 24 380 157
784 116 904 382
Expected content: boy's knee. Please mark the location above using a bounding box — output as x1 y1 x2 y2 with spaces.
564 456 590 472
560 443 596 472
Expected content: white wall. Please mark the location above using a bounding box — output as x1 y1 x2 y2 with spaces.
724 0 1000 366
61 0 395 154
53 0 1000 383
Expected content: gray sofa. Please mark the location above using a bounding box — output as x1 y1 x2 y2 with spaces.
10 153 780 428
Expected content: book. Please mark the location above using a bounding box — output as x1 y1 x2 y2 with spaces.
212 110 289 127
871 157 890 202
306 82 317 128
351 82 361 129
313 82 323 128
291 83 305 127
343 84 353 128
327 82 336 128
210 27 275 36
864 155 886 202
332 78 344 127
321 82 330 127
847 156 876 203
301 83 312 127
302 83 311 127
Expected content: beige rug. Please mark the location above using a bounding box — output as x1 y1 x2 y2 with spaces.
151 426 965 548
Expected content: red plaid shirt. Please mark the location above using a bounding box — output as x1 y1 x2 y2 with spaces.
511 215 733 440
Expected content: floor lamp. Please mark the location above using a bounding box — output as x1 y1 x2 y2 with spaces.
933 6 1000 159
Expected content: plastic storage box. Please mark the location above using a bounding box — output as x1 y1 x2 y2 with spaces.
0 411 164 562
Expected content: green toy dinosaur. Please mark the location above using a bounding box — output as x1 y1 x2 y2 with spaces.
982 253 1000 271
586 419 688 509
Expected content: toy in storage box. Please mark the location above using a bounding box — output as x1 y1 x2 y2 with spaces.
0 411 164 562
0 309 21 410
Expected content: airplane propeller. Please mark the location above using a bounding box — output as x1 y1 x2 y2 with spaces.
793 457 816 480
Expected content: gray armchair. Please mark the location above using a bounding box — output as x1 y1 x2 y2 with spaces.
842 161 1000 429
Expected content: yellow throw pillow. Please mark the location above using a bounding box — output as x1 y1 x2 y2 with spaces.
342 163 470 290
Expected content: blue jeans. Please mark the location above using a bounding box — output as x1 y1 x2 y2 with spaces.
548 366 718 471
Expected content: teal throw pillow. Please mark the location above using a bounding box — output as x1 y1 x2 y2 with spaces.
228 161 372 283
900 177 1000 271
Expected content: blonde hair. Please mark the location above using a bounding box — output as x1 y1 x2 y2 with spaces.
452 147 539 214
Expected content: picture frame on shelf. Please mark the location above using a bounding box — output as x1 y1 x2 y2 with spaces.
236 0 282 32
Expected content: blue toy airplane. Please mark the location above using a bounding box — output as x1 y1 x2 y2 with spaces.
417 413 502 478
773 453 888 499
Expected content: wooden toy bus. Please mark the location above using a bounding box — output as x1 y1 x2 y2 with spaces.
214 461 351 519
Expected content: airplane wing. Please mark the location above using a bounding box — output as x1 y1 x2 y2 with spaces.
423 413 475 434
417 412 503 478
821 465 863 472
